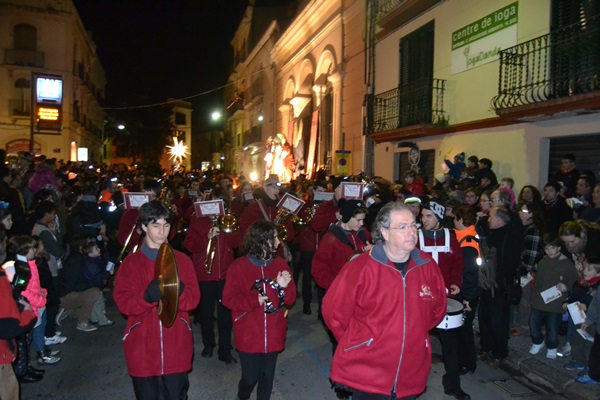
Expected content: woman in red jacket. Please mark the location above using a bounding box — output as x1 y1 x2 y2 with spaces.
222 221 296 400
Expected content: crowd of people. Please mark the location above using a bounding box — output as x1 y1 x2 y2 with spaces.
1 148 600 400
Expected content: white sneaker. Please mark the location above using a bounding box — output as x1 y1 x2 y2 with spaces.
529 342 545 355
558 342 571 357
547 348 558 359
44 334 67 345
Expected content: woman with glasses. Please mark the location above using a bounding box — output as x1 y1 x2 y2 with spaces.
475 190 494 235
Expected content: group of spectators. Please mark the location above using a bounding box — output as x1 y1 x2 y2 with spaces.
2 147 600 400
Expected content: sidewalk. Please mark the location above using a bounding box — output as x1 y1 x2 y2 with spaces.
500 332 600 400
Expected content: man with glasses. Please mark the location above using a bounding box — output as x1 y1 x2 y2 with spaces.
322 202 446 400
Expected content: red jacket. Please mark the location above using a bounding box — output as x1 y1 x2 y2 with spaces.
313 226 371 290
0 270 36 364
229 199 295 252
417 228 464 293
309 199 338 236
222 255 296 353
294 200 321 252
113 244 200 377
323 244 446 397
184 214 235 281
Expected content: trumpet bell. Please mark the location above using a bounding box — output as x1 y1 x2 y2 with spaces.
154 243 179 328
218 212 239 233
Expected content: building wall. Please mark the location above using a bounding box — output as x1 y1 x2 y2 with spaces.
372 0 599 191
0 0 106 162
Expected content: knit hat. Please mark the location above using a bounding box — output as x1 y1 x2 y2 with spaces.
338 198 365 223
422 198 446 222
454 152 466 163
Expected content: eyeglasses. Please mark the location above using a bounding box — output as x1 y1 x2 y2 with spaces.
490 198 501 202
388 223 420 232
519 209 530 214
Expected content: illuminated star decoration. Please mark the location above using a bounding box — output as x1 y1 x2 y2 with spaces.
166 137 190 164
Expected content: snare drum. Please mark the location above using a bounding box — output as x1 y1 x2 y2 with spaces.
436 298 464 330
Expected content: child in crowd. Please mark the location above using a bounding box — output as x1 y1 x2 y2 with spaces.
529 233 578 358
403 170 426 196
562 257 600 377
82 241 114 327
499 178 516 210
83 241 114 290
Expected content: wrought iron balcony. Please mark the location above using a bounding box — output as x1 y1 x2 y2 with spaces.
373 78 447 133
492 15 600 110
4 48 44 68
9 99 30 117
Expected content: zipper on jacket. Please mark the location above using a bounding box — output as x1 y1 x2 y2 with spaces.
159 320 164 375
122 322 141 341
343 338 374 351
261 267 267 353
392 273 408 395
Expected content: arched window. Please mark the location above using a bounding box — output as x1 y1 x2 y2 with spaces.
14 24 37 51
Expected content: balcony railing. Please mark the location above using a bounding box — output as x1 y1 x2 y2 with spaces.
373 78 446 132
493 15 600 110
375 0 408 20
9 99 30 117
4 48 44 68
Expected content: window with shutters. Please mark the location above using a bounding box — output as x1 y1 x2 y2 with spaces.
398 21 435 127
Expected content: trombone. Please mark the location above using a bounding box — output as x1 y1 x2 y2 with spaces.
204 209 239 274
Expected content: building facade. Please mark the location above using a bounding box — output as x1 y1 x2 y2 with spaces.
0 0 106 162
227 0 367 183
369 0 600 189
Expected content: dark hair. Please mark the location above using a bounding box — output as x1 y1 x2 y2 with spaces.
8 235 37 257
138 200 171 226
517 185 542 205
0 206 12 222
81 241 99 256
562 153 576 162
542 232 560 248
453 204 477 226
33 200 57 222
467 155 479 164
143 179 162 198
242 221 278 260
544 181 561 192
70 234 91 253
371 202 413 244
559 219 597 238
584 256 600 273
479 158 493 168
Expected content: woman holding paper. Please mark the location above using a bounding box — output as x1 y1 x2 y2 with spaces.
529 233 578 359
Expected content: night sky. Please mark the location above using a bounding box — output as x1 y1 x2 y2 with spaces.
73 0 248 127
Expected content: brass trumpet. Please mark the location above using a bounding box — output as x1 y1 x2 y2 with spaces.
205 210 239 274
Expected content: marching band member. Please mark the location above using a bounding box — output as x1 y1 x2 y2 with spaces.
418 199 469 400
183 209 236 364
114 201 200 400
222 221 296 400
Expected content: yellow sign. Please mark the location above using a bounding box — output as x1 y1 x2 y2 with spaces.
334 151 351 175
38 107 59 121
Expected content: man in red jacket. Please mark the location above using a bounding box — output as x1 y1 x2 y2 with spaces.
114 201 200 400
323 202 446 400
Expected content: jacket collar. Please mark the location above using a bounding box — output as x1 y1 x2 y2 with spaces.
370 242 427 267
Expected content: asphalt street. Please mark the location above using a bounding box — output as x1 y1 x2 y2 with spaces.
21 289 569 400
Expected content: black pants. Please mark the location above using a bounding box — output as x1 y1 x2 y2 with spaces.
13 331 32 377
294 251 314 305
237 351 278 400
351 389 416 400
131 372 189 400
478 290 510 359
457 297 479 372
437 327 461 392
589 332 600 381
196 280 232 356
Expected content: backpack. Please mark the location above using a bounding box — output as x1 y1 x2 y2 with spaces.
459 235 498 295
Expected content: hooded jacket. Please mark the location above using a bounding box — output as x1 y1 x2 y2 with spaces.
323 244 446 397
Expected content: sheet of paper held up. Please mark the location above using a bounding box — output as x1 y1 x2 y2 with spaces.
577 328 594 342
520 273 533 287
568 302 587 325
541 286 562 304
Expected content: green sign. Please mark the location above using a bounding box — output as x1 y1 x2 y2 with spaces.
452 2 518 50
